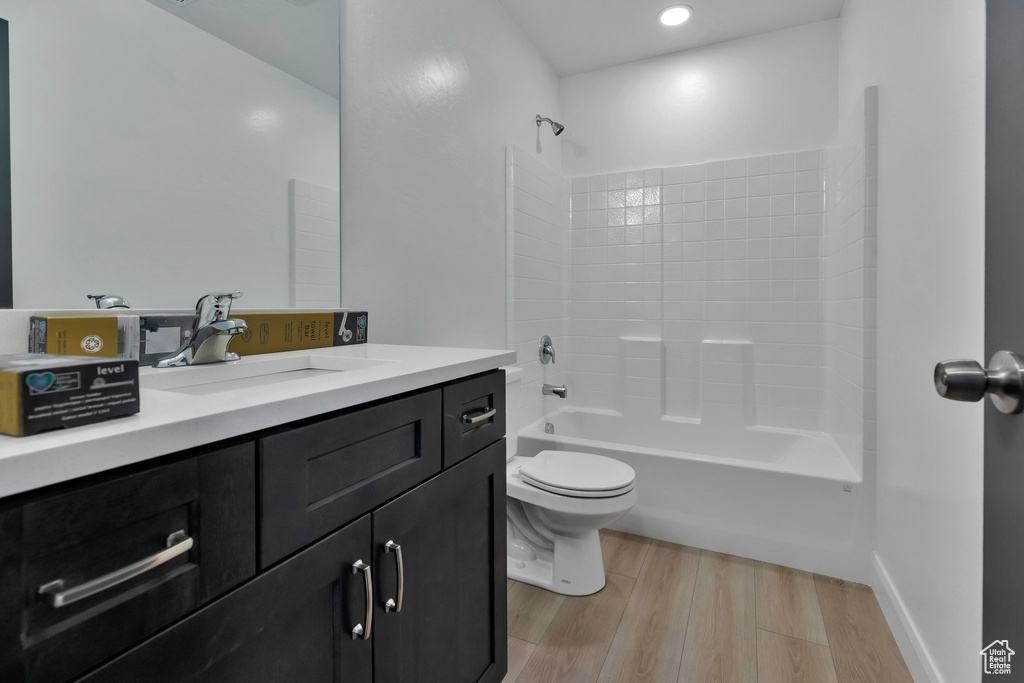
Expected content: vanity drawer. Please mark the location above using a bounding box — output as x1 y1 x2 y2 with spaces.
442 370 506 467
259 389 442 568
0 442 256 683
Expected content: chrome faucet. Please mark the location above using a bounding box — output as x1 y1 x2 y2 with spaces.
153 292 248 368
543 383 568 399
87 293 131 309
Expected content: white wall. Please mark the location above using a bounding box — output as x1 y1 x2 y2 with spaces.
559 20 839 178
5 0 339 310
838 2 985 682
340 0 562 349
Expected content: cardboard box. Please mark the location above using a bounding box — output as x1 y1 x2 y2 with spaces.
229 311 336 356
0 354 140 437
335 310 369 345
229 310 368 356
29 316 140 360
60 310 375 366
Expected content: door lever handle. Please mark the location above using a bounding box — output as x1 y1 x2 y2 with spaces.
935 350 1024 414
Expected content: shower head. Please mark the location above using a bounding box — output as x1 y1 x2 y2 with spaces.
536 115 564 136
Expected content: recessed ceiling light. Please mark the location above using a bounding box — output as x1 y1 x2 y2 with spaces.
658 5 693 27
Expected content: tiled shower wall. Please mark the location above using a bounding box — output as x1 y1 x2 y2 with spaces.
823 87 879 473
508 117 876 447
569 151 826 431
506 147 570 427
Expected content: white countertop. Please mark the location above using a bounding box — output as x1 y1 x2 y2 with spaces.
0 344 516 498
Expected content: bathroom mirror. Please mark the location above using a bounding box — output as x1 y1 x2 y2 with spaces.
0 0 340 310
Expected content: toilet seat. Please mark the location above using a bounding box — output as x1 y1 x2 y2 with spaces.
518 450 635 499
519 477 635 498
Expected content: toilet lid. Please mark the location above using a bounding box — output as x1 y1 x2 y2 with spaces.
519 450 635 494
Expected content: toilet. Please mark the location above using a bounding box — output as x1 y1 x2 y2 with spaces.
503 367 637 596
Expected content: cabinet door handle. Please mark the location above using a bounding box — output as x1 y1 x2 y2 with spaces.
384 541 404 613
38 530 193 608
351 560 373 640
461 406 496 425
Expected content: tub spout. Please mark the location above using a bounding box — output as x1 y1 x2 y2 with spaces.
543 383 568 399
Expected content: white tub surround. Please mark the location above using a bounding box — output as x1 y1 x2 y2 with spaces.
505 131 878 580
823 87 878 478
506 145 571 428
568 150 828 432
0 344 515 498
519 408 865 581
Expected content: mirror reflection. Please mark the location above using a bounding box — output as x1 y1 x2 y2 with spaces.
2 0 340 310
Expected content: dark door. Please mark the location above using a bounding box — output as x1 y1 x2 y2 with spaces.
372 441 506 683
77 516 373 683
986 2 1024 678
0 17 10 308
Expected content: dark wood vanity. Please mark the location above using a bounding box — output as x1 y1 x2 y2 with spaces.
0 369 507 683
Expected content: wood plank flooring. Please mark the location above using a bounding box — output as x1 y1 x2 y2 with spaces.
504 531 913 683
597 541 699 683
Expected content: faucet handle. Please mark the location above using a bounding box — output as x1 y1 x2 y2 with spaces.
539 335 556 364
87 294 131 309
195 291 243 325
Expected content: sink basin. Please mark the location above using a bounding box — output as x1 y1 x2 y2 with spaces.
140 354 394 394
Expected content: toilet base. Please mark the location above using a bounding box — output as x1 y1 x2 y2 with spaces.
506 528 607 596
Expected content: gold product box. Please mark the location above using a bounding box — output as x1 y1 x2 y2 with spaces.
229 310 368 357
28 315 140 360
0 354 140 437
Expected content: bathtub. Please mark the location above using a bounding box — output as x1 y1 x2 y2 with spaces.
517 407 872 582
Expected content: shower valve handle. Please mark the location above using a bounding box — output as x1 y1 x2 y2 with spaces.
539 335 556 364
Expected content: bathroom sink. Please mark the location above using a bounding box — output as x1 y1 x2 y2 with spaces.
139 354 394 394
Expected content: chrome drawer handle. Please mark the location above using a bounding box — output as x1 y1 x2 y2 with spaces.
461 407 496 425
38 530 193 608
351 560 373 640
384 541 404 613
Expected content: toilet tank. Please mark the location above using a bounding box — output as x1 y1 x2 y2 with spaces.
502 366 523 461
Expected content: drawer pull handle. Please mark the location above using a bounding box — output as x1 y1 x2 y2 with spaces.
384 541 404 613
38 530 193 608
461 407 496 425
351 560 373 640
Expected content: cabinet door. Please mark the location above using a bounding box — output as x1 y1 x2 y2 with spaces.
372 441 506 683
0 442 255 683
77 516 373 683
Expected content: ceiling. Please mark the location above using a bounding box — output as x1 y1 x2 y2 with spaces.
146 0 340 98
497 0 846 76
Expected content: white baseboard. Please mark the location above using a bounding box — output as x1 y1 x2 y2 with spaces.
871 552 945 683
